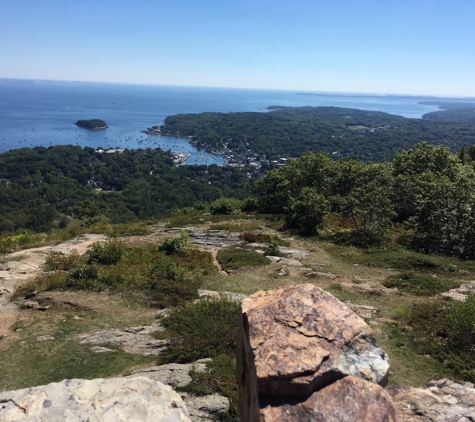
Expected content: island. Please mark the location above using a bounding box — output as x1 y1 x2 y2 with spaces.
75 119 108 130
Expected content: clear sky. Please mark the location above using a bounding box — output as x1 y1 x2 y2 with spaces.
1 0 474 96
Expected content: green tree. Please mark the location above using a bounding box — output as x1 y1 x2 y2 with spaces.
78 198 101 227
337 163 395 245
285 187 329 235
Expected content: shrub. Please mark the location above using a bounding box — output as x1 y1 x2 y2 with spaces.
147 253 200 308
159 230 190 255
264 232 281 256
241 197 259 213
159 297 239 363
88 241 125 265
44 250 82 271
210 198 242 215
241 232 268 243
447 294 475 350
68 263 99 281
217 248 270 271
12 239 206 309
382 272 459 296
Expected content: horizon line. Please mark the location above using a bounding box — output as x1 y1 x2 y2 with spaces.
1 77 474 100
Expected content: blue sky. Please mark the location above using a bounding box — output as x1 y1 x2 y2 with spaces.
1 0 474 96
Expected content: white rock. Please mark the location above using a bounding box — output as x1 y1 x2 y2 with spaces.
0 376 191 421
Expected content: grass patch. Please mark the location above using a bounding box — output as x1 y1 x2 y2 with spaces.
0 222 151 255
325 244 475 277
383 272 459 296
212 220 262 232
0 293 157 392
378 322 456 387
158 297 239 364
217 248 270 271
90 222 152 237
394 295 475 382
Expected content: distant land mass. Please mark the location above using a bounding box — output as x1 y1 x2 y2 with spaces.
157 106 475 162
420 101 475 123
75 119 108 130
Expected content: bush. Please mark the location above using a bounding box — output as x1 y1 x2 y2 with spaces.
88 241 125 265
217 248 270 271
382 272 459 296
159 297 239 363
265 232 281 256
159 230 190 255
44 250 82 271
147 254 200 308
241 197 259 213
210 198 242 215
241 232 268 243
447 294 475 350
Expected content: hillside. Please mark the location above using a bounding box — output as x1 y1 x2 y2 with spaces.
1 212 475 420
158 106 475 161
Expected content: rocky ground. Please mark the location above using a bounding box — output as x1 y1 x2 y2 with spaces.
1 222 475 420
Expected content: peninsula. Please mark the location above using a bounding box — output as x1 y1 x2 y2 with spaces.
75 119 108 130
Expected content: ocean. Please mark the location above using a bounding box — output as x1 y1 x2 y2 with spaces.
0 79 443 165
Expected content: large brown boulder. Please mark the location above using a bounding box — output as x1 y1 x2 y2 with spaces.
237 284 391 421
260 376 398 422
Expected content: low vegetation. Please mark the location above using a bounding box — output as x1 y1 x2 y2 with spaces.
158 297 239 363
394 295 475 381
383 272 460 296
156 297 240 421
217 248 270 271
14 237 217 308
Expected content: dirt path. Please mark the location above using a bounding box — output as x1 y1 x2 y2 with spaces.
209 249 228 275
0 234 107 339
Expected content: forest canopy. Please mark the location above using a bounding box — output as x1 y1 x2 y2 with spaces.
0 145 251 233
255 142 475 258
159 106 475 161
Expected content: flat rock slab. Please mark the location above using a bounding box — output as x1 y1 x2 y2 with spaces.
441 283 475 301
77 324 167 356
181 393 230 421
305 271 337 279
271 257 303 266
165 228 241 248
198 289 248 302
130 361 230 421
388 378 475 421
0 376 190 421
130 361 210 389
260 376 398 422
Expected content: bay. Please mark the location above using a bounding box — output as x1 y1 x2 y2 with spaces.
0 79 443 164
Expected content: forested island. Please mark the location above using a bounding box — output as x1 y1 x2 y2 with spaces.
157 106 475 162
75 119 108 129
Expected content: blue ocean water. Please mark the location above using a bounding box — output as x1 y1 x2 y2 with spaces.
0 79 442 165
